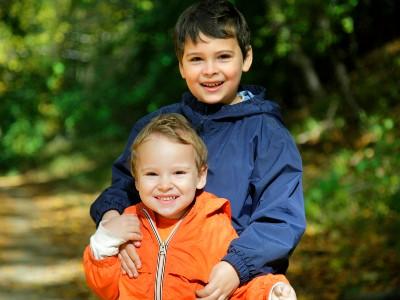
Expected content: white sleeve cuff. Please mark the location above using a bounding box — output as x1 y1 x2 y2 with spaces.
89 221 126 260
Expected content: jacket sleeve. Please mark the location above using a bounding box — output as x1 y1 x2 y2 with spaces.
223 119 306 284
83 246 121 300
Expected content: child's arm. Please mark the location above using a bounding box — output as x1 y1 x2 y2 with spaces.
99 210 143 278
83 214 140 300
91 213 141 259
223 122 306 284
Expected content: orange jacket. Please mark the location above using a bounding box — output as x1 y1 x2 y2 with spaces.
83 191 238 300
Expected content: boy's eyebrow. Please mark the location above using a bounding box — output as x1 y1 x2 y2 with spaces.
170 163 193 169
216 50 235 54
184 49 235 57
139 167 157 172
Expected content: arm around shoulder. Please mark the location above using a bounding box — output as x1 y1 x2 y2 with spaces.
224 120 306 283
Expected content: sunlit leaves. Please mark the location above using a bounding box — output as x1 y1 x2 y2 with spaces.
341 16 354 33
136 0 154 11
0 0 399 177
305 113 400 223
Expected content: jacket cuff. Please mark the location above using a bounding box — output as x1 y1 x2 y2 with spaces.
85 245 119 267
222 249 251 285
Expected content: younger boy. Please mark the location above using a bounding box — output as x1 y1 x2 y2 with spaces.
83 113 296 300
91 0 306 298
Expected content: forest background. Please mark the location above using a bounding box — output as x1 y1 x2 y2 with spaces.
0 0 399 299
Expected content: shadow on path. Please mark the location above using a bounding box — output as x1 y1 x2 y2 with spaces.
0 173 98 300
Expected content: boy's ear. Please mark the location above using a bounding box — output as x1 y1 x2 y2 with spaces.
196 166 208 190
179 62 185 79
242 47 253 72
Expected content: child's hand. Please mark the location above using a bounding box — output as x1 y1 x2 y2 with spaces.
195 261 239 300
102 213 142 242
270 283 297 300
119 242 142 278
102 214 143 278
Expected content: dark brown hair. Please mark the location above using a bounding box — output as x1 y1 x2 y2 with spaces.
174 0 251 61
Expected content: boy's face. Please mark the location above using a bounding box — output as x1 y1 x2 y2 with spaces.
134 134 207 219
179 33 252 105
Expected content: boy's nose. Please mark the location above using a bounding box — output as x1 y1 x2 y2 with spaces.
157 175 172 191
202 60 217 76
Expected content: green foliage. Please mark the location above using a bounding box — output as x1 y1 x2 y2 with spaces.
305 113 400 224
0 0 399 180
253 0 358 57
299 39 400 225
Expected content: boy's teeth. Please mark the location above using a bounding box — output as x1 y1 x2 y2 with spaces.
158 196 176 201
203 82 222 87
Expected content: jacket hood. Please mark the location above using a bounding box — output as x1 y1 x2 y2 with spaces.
180 85 283 125
195 191 231 219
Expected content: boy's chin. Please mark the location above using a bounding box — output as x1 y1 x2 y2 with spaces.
197 97 234 105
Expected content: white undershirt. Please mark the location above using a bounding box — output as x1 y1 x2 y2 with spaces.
89 221 126 260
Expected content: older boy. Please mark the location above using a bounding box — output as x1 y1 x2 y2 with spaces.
84 114 296 300
91 1 306 299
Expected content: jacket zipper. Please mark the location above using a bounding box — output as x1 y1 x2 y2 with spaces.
142 209 183 300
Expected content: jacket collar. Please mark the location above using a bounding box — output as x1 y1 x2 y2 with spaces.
180 85 283 123
137 192 231 226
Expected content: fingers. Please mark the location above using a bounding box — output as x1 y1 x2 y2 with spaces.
102 214 143 242
119 244 141 278
195 287 223 300
123 214 143 241
196 262 239 299
119 252 136 278
127 231 142 241
195 283 214 298
196 282 227 300
125 243 142 269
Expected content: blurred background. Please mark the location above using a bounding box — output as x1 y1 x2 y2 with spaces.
0 0 399 299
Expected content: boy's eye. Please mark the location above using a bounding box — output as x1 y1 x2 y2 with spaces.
145 172 157 176
175 170 186 175
218 54 232 60
189 57 202 62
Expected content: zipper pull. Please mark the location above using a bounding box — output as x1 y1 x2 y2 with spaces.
159 244 166 256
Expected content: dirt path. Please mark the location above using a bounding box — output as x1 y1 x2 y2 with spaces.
0 173 96 300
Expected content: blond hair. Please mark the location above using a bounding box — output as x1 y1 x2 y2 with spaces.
130 113 207 176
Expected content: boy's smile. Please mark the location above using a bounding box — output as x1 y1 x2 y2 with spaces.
179 33 252 105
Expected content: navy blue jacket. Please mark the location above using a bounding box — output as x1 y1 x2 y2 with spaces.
90 85 306 284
